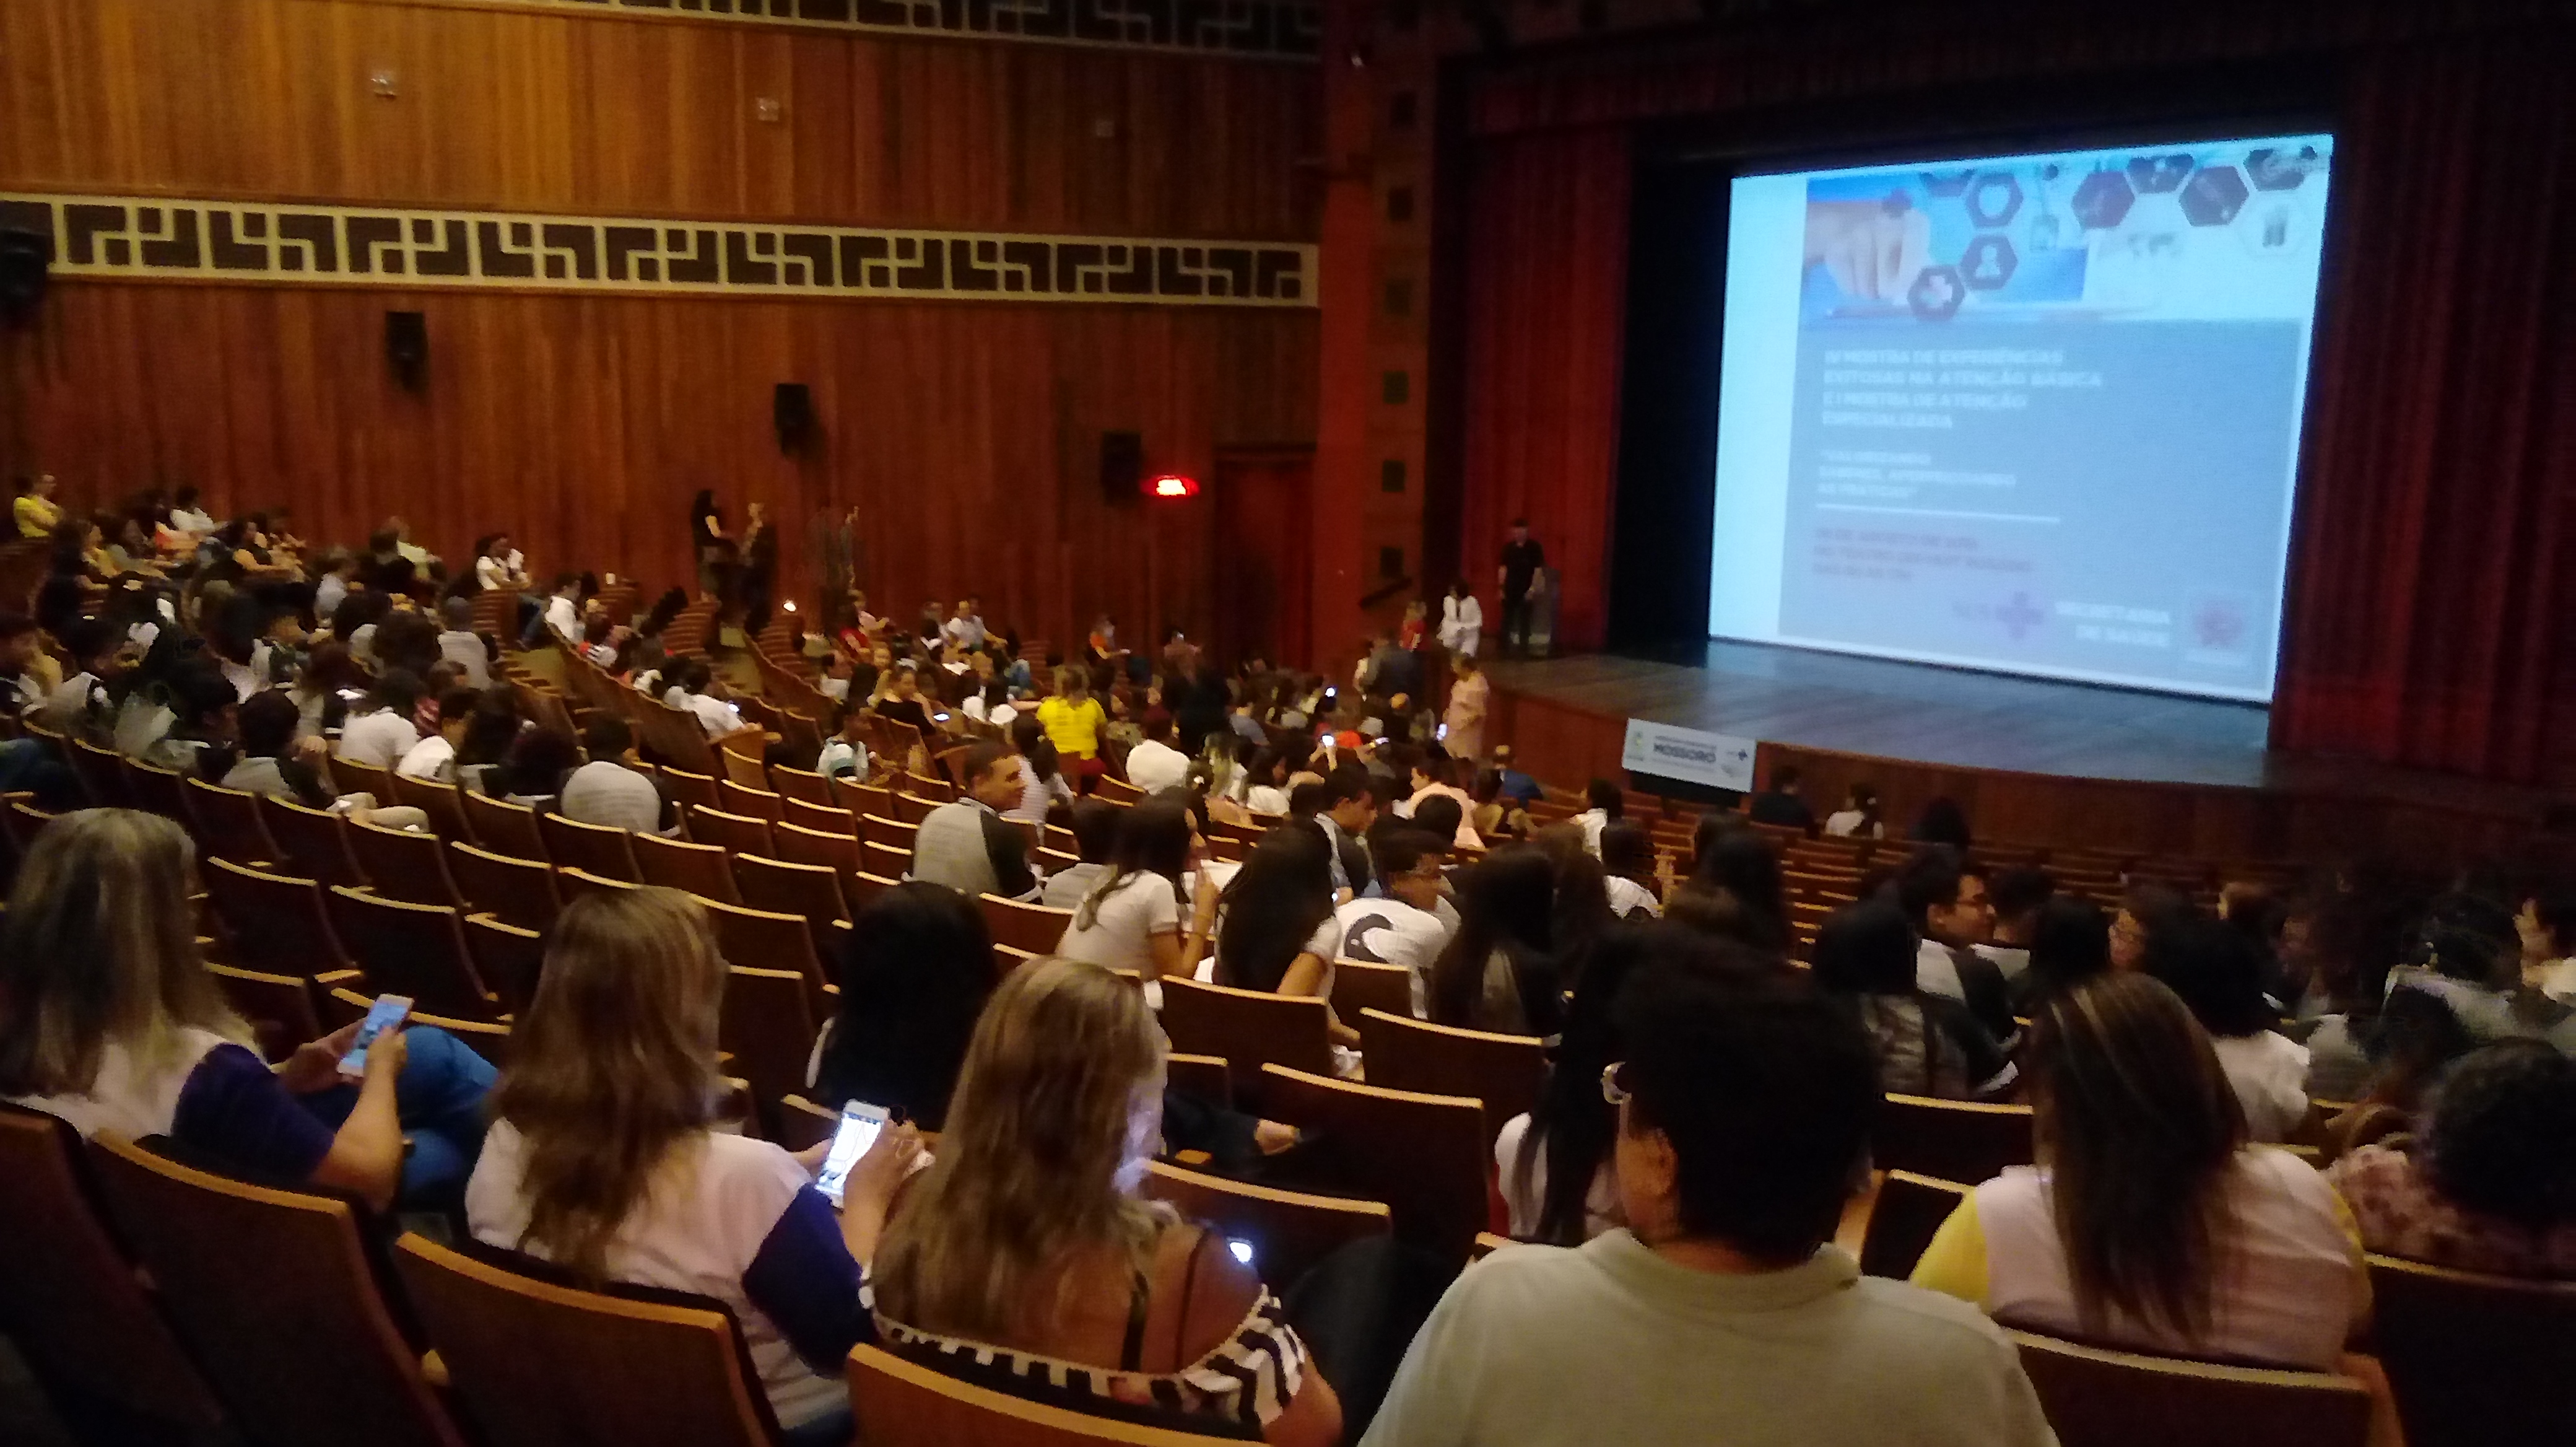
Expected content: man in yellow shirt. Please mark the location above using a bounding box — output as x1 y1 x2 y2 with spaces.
12 473 62 540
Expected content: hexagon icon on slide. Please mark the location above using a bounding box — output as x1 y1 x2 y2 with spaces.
1907 264 1965 321
2071 170 2135 230
2245 146 2320 191
1960 235 2017 290
2178 165 2248 226
2125 154 2196 194
1964 172 2023 228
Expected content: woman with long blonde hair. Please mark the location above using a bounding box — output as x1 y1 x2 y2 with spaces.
468 888 918 1446
0 808 492 1211
871 958 1342 1445
1911 972 2368 1368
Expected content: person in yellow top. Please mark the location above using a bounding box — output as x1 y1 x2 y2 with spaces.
1035 666 1108 790
12 473 63 540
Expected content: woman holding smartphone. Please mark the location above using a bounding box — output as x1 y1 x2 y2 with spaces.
469 889 920 1447
1055 801 1220 1001
0 810 495 1213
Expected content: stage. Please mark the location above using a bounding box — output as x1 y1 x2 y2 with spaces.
1482 642 2549 862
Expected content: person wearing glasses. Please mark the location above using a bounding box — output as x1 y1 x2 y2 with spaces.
1365 930 2054 1447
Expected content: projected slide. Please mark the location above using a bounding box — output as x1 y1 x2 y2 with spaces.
1708 135 2331 701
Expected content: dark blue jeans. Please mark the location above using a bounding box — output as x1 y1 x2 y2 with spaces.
300 1026 497 1211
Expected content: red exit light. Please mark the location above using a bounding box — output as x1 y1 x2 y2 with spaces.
1147 473 1200 499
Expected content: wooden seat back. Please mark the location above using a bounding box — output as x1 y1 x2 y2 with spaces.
1142 1161 1393 1287
87 1134 468 1447
205 961 333 1062
980 893 1076 955
346 818 464 907
773 820 866 875
1878 1093 2034 1184
463 912 549 1018
1328 959 1414 1021
2010 1330 2370 1447
782 794 858 837
659 767 723 810
850 1343 1242 1446
124 755 195 824
1354 1008 1543 1152
537 811 641 881
446 842 562 930
704 896 834 1018
459 792 550 862
768 765 833 805
2366 1253 2576 1447
1158 977 1333 1095
205 857 353 977
1256 1064 1488 1264
634 832 744 904
1857 1170 1972 1279
327 886 502 1021
389 775 476 842
390 1234 779 1447
684 804 776 857
716 779 785 824
183 776 278 864
731 853 849 963
69 735 131 806
720 965 820 1117
0 1105 222 1430
259 795 368 887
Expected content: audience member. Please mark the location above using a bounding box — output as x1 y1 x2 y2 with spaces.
2520 887 2576 1003
1004 714 1069 823
1909 796 1973 850
1037 667 1108 787
490 725 581 805
1368 943 2052 1447
1893 847 2016 1044
1310 771 1380 899
2328 1041 2576 1279
469 889 916 1446
909 741 1038 901
1598 822 1662 919
436 595 493 688
1575 779 1621 855
562 718 676 835
1055 801 1217 994
1745 765 1816 831
1428 845 1564 1040
872 959 1342 1444
1682 825 1789 953
1041 799 1120 910
1811 900 2014 1099
2017 896 2113 1010
1333 829 1458 1016
809 882 998 1133
396 685 481 782
1494 923 1667 1244
1124 714 1191 795
337 668 425 772
1 810 493 1212
2141 909 2309 1142
1821 782 1883 839
816 704 871 780
1214 826 1354 1053
1487 744 1544 808
1912 973 2368 1370
1975 866 2055 989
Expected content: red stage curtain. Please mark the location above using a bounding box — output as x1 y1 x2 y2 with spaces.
1456 126 1632 651
2271 37 2575 785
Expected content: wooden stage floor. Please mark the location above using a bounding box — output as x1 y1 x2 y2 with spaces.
1482 640 2539 820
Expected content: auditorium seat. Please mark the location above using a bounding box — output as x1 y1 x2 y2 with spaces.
538 813 641 881
773 819 866 877
848 870 901 914
702 896 835 1017
327 886 504 1021
658 767 722 811
859 812 915 850
684 805 775 858
0 1104 225 1437
446 841 562 931
633 833 743 905
204 960 334 1064
1164 1052 1232 1108
556 866 639 905
1141 1161 1394 1289
391 1234 781 1447
259 795 370 888
68 735 130 807
2009 1331 2369 1447
124 755 195 826
850 1342 1242 1447
768 764 833 806
780 794 857 837
731 854 850 962
459 792 551 862
1256 1064 1490 1265
1878 1093 2035 1184
182 776 279 865
716 744 771 793
389 775 477 843
347 818 466 907
463 913 548 1019
85 1132 472 1447
1328 960 1415 1023
2365 1254 2576 1447
980 893 1076 955
863 839 912 878
204 857 355 979
1856 1170 1972 1280
1354 1008 1544 1153
1158 978 1333 1098
716 779 785 824
831 776 890 817
720 965 819 1119
772 1095 842 1155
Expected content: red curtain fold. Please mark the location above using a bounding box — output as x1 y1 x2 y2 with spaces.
1456 126 1633 652
2270 37 2575 784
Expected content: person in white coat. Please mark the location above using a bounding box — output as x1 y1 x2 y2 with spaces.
1438 579 1484 658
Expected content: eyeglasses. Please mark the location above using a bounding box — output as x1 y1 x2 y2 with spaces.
1599 1062 1631 1106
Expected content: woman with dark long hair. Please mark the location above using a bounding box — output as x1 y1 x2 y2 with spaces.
1213 825 1353 1049
2015 896 2113 1011
1494 922 1658 1243
809 882 998 1132
1810 900 2012 1099
1056 801 1217 994
1684 824 1789 953
1912 973 2367 1369
1427 844 1563 1039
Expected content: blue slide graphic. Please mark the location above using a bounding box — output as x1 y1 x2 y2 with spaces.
1709 136 2332 702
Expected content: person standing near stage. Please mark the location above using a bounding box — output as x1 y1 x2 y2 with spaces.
1497 518 1547 657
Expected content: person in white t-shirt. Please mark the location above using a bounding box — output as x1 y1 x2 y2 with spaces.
472 533 530 595
397 686 479 783
2140 910 2310 1142
337 669 427 772
1333 829 1457 1016
1054 801 1219 998
663 658 750 740
1575 779 1621 857
1214 826 1357 1058
1597 822 1664 919
470 889 921 1445
1121 715 1191 797
541 572 585 646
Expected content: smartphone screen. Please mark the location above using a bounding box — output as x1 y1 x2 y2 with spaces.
339 994 413 1079
814 1101 890 1206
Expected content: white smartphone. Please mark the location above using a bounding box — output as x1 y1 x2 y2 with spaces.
1226 1238 1256 1266
339 994 413 1080
814 1101 891 1206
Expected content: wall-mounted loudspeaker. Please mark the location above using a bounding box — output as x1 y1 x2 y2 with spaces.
1100 431 1144 504
385 311 429 389
0 228 52 327
774 383 814 455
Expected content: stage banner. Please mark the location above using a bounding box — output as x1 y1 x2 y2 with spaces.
1620 719 1758 792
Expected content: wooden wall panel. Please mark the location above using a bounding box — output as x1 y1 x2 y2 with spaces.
0 0 1318 239
0 282 1316 653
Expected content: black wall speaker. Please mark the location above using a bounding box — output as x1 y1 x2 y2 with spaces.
384 310 429 388
1100 431 1144 503
774 383 814 455
0 228 52 327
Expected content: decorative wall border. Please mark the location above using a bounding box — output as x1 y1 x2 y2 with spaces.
0 193 1316 309
435 0 1321 59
